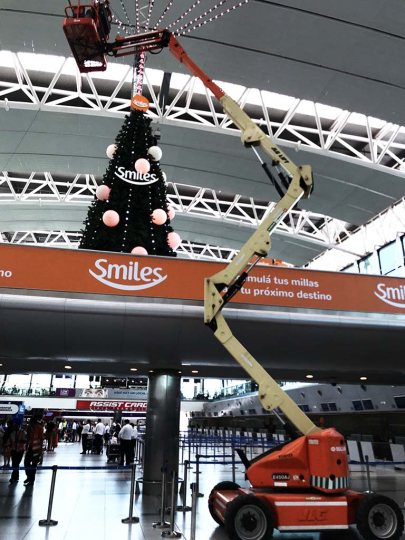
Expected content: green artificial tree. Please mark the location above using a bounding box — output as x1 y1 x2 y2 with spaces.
79 99 179 256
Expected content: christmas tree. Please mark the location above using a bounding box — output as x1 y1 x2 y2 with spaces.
79 96 180 256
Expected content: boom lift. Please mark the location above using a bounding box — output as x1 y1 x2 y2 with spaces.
63 7 405 539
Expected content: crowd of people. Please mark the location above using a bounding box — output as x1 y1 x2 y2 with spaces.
79 418 139 465
0 415 142 485
0 415 45 486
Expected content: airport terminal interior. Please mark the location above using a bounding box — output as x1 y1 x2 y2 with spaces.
1 1 405 540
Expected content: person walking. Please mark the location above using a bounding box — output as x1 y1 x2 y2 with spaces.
24 415 44 486
8 421 27 484
93 419 105 455
80 420 91 454
118 420 133 465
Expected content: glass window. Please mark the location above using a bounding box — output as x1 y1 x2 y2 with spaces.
394 396 405 408
31 374 52 390
362 399 374 410
387 267 405 277
358 253 380 275
320 403 329 412
379 241 398 275
299 404 310 412
352 400 363 411
342 264 358 274
328 402 338 411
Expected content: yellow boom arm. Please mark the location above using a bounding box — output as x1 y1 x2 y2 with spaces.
202 101 320 436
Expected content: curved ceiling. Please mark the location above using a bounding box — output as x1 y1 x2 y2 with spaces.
0 1 405 268
1 2 405 383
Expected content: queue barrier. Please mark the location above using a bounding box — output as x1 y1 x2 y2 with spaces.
179 432 277 464
347 439 405 472
2 444 404 533
1 463 139 527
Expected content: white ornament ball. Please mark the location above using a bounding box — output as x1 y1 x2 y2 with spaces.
131 246 148 255
151 209 167 225
103 210 120 227
167 207 175 221
96 185 111 201
106 144 117 159
134 158 150 174
148 145 162 161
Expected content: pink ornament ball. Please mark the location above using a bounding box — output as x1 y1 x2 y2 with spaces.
151 209 167 225
134 158 150 174
106 144 117 159
167 232 181 249
131 246 148 255
96 184 111 201
103 210 120 227
167 207 175 221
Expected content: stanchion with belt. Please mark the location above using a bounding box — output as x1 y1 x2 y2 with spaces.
177 460 191 512
153 467 170 529
121 463 140 524
162 470 181 538
195 454 204 498
190 482 198 540
38 465 58 527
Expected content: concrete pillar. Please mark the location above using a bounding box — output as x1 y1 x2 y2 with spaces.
143 370 181 495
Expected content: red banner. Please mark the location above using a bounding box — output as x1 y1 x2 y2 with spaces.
1 243 405 314
76 400 147 412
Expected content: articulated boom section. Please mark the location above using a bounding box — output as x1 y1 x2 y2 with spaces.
203 170 317 437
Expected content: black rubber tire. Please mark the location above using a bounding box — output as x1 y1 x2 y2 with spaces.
208 481 240 526
356 493 404 540
224 494 274 540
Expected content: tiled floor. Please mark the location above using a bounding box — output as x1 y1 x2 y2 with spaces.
0 441 404 539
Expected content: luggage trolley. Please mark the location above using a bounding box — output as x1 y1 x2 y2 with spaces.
106 442 120 463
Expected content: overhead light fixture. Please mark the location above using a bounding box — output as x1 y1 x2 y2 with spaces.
0 363 3 367
130 368 138 372
149 370 154 373
360 376 367 381
305 374 314 379
64 365 72 370
191 370 199 374
178 371 182 374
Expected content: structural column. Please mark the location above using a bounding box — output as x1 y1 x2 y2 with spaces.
143 370 181 495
